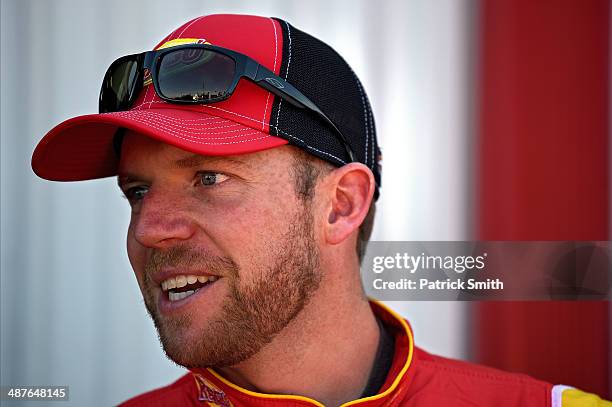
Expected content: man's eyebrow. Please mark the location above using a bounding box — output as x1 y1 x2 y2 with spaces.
116 154 251 187
117 174 135 188
171 154 250 169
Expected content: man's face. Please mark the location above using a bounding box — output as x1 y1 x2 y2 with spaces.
118 132 322 368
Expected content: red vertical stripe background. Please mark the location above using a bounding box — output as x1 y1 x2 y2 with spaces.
475 0 610 398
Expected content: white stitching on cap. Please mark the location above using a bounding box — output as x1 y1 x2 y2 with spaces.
368 94 375 167
361 78 375 167
122 101 267 126
175 16 206 39
146 85 156 109
174 132 269 145
115 112 228 124
269 21 345 166
120 109 338 156
117 108 263 127
351 68 377 168
111 108 347 164
143 84 156 109
131 85 158 111
262 18 279 131
114 113 260 139
147 83 157 109
164 16 199 42
353 73 369 166
201 104 269 126
139 86 151 111
131 101 274 131
117 115 268 144
272 126 346 165
275 20 292 132
115 111 245 131
124 115 266 143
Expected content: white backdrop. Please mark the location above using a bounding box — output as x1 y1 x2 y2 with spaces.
1 0 475 405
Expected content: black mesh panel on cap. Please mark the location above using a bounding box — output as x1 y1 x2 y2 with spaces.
269 18 381 198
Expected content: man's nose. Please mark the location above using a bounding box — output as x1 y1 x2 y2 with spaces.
132 189 196 249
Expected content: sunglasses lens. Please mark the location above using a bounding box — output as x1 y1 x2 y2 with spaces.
157 48 236 102
100 57 139 113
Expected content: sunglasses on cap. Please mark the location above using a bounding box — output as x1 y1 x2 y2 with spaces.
99 44 356 162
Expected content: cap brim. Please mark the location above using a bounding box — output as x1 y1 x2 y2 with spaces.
32 108 288 181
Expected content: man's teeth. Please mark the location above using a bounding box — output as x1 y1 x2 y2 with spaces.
169 290 195 301
161 274 218 292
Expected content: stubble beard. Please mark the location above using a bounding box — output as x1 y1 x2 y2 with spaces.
140 203 321 368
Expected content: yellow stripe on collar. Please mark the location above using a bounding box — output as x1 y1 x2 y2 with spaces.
552 385 612 407
203 301 414 407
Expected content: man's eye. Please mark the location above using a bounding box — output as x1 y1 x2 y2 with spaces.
198 172 229 186
123 185 149 202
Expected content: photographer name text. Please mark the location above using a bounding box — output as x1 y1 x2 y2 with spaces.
373 278 503 291
370 252 504 292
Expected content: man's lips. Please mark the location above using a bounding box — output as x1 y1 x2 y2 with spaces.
155 272 223 313
147 268 224 310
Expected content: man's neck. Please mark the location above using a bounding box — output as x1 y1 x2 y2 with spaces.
216 284 380 406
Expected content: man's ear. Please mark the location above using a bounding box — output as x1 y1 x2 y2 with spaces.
323 163 375 245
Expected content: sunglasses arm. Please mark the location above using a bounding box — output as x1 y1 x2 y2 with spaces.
247 64 306 108
248 64 356 162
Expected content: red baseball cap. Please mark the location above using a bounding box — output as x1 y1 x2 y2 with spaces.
31 14 382 197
